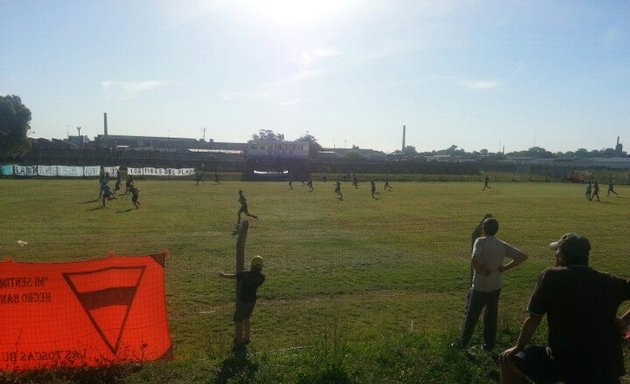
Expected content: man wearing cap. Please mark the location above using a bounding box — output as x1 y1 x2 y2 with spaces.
499 233 630 384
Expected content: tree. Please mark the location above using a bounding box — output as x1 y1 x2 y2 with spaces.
401 145 417 157
251 129 284 142
298 132 323 158
0 95 31 158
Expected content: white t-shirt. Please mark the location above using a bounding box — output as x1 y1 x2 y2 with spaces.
471 235 521 292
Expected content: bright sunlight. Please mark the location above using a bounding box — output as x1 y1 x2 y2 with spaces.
239 0 353 27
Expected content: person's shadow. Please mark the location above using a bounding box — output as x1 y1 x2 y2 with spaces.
214 348 259 384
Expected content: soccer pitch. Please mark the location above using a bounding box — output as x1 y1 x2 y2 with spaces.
1 178 629 382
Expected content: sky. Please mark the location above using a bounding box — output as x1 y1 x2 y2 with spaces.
1 0 629 154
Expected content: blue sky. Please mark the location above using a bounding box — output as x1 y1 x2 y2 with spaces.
1 0 629 153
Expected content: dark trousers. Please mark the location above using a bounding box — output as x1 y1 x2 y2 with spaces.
459 288 501 349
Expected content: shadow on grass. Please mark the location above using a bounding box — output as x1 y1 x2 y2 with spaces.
83 199 99 204
116 208 134 213
214 348 259 384
86 206 104 211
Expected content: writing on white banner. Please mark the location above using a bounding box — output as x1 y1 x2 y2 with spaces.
6 165 197 177
57 166 84 177
128 167 195 176
14 165 38 177
37 165 58 177
84 166 101 177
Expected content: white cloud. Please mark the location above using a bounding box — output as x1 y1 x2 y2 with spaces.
301 48 342 67
101 80 164 99
221 90 271 101
461 80 501 90
159 0 226 28
291 47 342 81
279 99 300 106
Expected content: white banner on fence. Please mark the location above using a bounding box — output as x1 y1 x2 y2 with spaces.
37 165 58 177
127 167 195 176
1 164 13 176
102 166 120 176
14 165 38 177
84 166 101 177
57 166 84 177
5 165 196 177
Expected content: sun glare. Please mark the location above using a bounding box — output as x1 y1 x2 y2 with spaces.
240 0 347 27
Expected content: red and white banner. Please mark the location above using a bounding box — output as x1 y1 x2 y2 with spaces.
0 253 171 371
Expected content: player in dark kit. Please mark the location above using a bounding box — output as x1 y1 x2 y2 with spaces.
100 181 116 207
335 177 343 200
592 180 600 202
585 181 592 200
218 255 266 349
384 175 392 191
237 190 258 225
370 179 379 199
607 178 618 196
125 175 134 194
130 185 140 209
483 175 491 191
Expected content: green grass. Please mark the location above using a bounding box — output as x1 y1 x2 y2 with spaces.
0 178 629 383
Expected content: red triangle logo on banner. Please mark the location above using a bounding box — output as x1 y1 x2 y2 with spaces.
63 266 146 355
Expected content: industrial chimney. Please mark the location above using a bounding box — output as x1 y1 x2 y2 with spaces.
104 113 108 137
402 125 406 151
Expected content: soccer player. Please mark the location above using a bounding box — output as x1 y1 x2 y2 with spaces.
214 172 221 184
124 175 134 194
130 184 140 209
306 175 314 191
384 175 393 191
237 190 258 225
592 180 600 202
585 181 592 201
607 178 618 196
370 179 379 199
482 175 491 191
335 177 343 200
100 181 116 207
218 255 266 350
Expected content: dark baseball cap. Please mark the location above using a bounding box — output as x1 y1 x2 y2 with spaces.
549 233 591 258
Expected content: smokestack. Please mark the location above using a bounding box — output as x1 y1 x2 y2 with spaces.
104 113 108 137
618 136 620 145
402 125 406 150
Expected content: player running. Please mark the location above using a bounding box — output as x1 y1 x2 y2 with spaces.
591 180 600 202
370 179 379 199
607 178 618 196
384 175 392 191
130 184 140 209
335 177 343 200
237 190 258 225
482 175 491 191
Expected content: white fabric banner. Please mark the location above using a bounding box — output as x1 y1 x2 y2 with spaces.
84 166 101 177
128 167 195 176
57 166 84 177
128 167 143 176
6 165 196 177
37 165 58 177
102 166 120 176
14 165 38 177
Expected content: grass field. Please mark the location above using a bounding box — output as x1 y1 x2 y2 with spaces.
1 178 629 383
